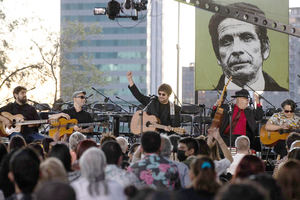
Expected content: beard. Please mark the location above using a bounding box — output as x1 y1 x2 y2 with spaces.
18 97 27 104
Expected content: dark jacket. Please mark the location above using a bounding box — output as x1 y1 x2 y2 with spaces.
215 71 288 91
128 84 181 127
211 104 264 151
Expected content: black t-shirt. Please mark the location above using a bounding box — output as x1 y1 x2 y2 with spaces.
0 102 40 135
62 107 93 129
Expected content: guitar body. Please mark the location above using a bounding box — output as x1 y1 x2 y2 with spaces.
49 118 78 138
260 125 290 146
130 110 185 135
130 110 158 135
0 112 24 136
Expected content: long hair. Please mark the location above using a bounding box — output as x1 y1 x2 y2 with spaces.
277 160 300 200
190 156 220 194
233 155 265 181
79 147 108 196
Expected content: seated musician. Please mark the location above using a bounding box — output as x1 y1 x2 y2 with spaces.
62 91 94 134
211 89 264 151
0 86 69 143
126 71 181 133
265 99 300 158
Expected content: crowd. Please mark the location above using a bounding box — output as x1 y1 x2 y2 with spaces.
0 128 300 200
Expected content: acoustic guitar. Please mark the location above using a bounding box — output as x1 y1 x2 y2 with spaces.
48 118 108 138
130 110 186 135
260 125 299 146
0 112 49 137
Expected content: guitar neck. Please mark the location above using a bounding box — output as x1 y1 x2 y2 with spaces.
76 122 105 127
15 119 49 126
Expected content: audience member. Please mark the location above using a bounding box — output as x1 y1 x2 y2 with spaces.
227 135 250 175
276 160 300 200
0 142 8 164
76 139 97 160
0 151 16 198
177 156 220 200
35 181 76 200
39 157 68 184
71 147 126 200
8 136 26 152
232 155 265 181
128 131 180 190
128 143 140 163
68 132 86 164
101 141 140 187
160 134 191 188
99 133 116 146
177 137 199 167
7 147 40 200
41 137 54 157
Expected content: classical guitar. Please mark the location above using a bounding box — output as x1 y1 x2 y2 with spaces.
210 77 232 129
48 118 108 138
260 125 300 146
130 110 186 135
0 112 49 137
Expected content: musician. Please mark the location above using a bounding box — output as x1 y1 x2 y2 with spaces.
127 71 181 132
265 99 300 158
62 91 94 134
211 89 264 151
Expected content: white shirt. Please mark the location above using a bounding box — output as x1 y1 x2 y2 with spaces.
214 158 231 176
227 153 247 175
71 177 126 200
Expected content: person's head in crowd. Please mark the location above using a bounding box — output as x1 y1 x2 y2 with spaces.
0 142 8 164
281 99 297 119
8 147 40 196
215 180 269 200
196 137 210 156
39 157 68 184
35 181 76 200
100 133 116 146
235 135 250 154
0 150 16 198
129 187 155 200
116 136 129 154
287 148 300 161
8 135 26 152
276 160 300 200
160 134 172 158
41 137 54 156
286 132 300 151
76 139 97 160
101 141 123 166
48 143 72 172
80 147 108 196
190 156 220 194
177 137 199 161
28 142 44 160
141 131 161 154
233 155 265 181
128 143 140 162
69 132 86 152
249 173 284 200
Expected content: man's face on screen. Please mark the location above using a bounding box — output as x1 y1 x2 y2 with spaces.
217 18 266 82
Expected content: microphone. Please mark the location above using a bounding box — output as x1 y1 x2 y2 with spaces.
124 0 131 9
86 94 94 99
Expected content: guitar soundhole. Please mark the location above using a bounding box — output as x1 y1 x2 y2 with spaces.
146 121 151 127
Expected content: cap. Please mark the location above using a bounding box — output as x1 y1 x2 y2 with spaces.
72 91 86 98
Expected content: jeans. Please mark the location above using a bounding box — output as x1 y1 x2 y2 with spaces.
9 132 45 144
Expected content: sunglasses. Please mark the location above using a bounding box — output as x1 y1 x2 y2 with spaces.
158 92 167 96
284 110 293 113
76 96 86 99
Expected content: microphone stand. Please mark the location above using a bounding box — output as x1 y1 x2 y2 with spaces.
228 101 233 149
91 87 129 113
28 99 51 111
115 96 143 113
139 95 157 135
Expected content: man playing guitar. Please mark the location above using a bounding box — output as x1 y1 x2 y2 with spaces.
265 99 300 158
127 71 181 134
0 86 69 143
